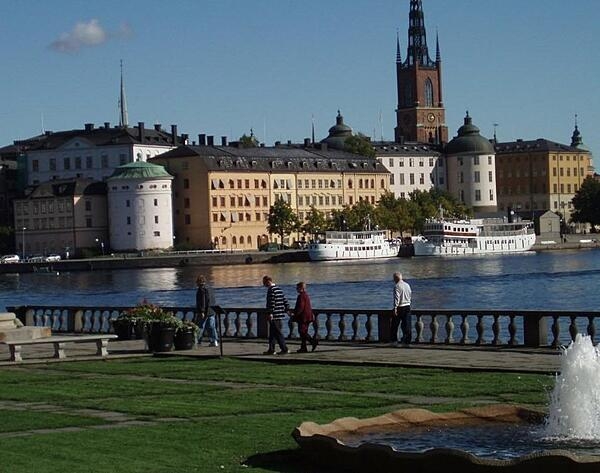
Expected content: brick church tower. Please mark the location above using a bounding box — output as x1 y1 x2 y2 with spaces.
394 0 448 145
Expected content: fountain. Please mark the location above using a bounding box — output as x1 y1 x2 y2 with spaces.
293 335 600 472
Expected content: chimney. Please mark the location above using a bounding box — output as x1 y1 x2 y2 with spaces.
84 123 94 131
138 122 145 142
154 123 162 131
221 136 227 146
275 141 281 147
171 124 178 145
181 133 189 145
303 138 310 147
104 122 110 129
207 135 214 146
198 134 206 146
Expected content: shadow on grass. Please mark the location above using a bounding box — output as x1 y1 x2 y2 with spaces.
244 448 351 473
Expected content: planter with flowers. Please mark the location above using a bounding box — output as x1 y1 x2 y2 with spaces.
174 320 199 351
125 303 179 352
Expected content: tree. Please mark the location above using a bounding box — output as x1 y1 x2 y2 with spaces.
267 199 300 248
344 133 375 158
375 192 414 236
571 176 600 229
302 206 328 240
238 132 259 148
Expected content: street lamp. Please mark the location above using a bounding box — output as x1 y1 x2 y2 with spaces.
21 227 26 260
95 238 105 256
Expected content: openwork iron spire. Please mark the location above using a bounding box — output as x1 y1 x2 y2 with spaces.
405 0 434 67
396 30 402 64
119 59 129 128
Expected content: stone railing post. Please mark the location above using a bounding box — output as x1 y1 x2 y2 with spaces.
378 311 392 342
256 310 269 339
523 313 548 347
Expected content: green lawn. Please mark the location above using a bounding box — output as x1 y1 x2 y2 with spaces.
0 357 553 473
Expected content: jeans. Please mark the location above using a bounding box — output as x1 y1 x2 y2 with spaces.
398 305 412 344
198 315 218 344
268 318 287 352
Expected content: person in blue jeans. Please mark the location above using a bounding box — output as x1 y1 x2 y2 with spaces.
195 275 219 347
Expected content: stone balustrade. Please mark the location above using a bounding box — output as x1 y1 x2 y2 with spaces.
8 305 600 348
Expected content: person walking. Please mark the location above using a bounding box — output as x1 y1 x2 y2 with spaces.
195 275 219 347
262 275 290 355
392 272 412 346
292 281 318 353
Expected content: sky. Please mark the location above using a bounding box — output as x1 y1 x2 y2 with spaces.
1 0 598 167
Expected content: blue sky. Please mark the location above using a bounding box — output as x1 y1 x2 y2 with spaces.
1 0 598 166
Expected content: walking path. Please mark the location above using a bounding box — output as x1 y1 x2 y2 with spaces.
0 337 562 374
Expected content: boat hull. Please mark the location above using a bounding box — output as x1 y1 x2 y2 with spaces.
413 233 536 256
308 246 399 261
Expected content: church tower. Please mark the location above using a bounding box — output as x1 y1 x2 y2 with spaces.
394 0 448 145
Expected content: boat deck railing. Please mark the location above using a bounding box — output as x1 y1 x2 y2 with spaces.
9 305 600 349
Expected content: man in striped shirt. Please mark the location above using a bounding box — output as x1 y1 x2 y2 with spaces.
263 275 290 355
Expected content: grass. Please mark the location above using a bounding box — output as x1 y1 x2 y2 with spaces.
0 357 553 473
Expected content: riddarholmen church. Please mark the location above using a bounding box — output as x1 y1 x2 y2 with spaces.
323 0 594 225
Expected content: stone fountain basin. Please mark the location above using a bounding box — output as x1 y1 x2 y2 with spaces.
292 404 600 472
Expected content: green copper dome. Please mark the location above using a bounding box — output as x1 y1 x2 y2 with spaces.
108 161 172 180
445 112 495 155
321 110 353 150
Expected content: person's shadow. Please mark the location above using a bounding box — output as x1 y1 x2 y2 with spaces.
244 448 349 472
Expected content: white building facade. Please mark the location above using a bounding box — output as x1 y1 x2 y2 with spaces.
374 142 445 199
107 161 174 251
24 122 180 186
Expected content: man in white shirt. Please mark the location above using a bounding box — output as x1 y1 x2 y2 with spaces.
392 272 412 346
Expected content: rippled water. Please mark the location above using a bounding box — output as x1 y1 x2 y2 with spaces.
1 249 599 312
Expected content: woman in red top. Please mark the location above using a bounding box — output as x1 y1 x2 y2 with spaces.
293 281 318 353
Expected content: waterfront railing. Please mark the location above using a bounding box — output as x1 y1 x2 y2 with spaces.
9 305 600 349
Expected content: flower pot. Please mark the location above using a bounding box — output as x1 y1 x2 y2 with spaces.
134 321 146 340
111 320 133 340
147 324 175 352
174 329 195 350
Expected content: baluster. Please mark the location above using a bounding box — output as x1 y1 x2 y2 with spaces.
338 313 347 341
313 314 320 342
551 315 561 348
587 316 596 342
429 315 439 344
100 311 111 333
492 315 501 345
223 313 231 336
445 315 454 344
415 314 424 343
508 315 517 345
34 310 42 327
351 314 359 341
82 310 92 333
475 315 485 345
325 313 334 341
569 315 578 343
234 312 242 337
43 310 52 328
365 314 374 342
246 312 254 338
91 311 102 333
73 309 84 332
460 315 469 344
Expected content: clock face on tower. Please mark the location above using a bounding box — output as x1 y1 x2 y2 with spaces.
427 113 435 123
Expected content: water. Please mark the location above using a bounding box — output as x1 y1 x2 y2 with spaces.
1 249 600 312
545 334 600 439
352 423 600 460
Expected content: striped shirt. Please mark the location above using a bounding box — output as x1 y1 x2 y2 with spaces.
266 284 289 319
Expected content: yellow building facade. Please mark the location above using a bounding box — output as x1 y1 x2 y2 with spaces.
495 138 594 225
151 144 390 250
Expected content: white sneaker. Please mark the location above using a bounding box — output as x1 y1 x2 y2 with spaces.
209 341 219 347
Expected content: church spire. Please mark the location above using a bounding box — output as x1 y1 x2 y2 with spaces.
406 0 434 67
571 114 588 150
396 30 402 64
435 31 441 63
118 60 129 128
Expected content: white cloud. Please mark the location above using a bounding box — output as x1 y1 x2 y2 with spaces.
49 19 133 53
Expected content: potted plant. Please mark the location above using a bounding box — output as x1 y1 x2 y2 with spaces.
110 312 138 340
174 320 199 351
125 303 179 352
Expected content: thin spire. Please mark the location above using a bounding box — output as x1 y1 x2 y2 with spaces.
406 0 433 66
311 114 315 144
396 29 402 64
118 59 129 128
435 30 441 62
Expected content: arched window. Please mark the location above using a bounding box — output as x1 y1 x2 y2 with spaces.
229 179 234 189
248 235 252 245
240 236 245 245
370 179 375 188
348 179 353 189
232 236 237 245
359 179 363 189
424 78 434 107
381 179 385 188
221 236 227 245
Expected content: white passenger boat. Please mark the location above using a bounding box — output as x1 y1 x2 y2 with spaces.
412 218 536 256
308 230 399 261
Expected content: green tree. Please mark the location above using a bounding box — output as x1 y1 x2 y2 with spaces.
571 176 600 229
238 132 259 148
302 205 328 240
375 192 415 236
267 199 300 248
344 133 375 158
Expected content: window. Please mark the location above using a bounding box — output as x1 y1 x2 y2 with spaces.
399 174 405 185
49 158 56 171
489 190 494 200
474 156 480 165
474 171 480 183
74 157 82 169
220 196 225 206
126 200 130 208
154 216 159 224
101 155 108 168
489 171 493 183
183 179 189 189
154 198 158 207
86 156 93 169
212 196 217 207
429 158 434 167
488 156 493 165
184 215 191 225
86 217 92 228
419 173 424 185
184 198 190 208
388 158 394 167
409 173 415 185
419 159 424 167
85 200 91 211
154 231 160 237
32 160 39 172
61 157 68 170
245 179 250 189
424 78 434 107
119 154 127 165
409 158 414 167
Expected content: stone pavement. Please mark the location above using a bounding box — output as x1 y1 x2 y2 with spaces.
0 337 562 374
